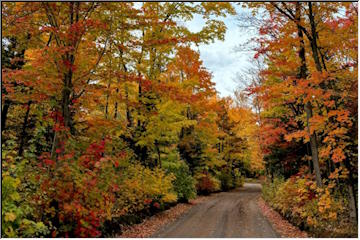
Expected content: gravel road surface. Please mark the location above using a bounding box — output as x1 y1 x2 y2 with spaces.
153 183 279 238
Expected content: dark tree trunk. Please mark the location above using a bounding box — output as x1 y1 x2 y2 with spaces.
125 84 132 127
307 2 323 73
138 74 142 128
307 2 357 220
343 159 358 222
296 3 322 187
1 99 11 132
18 101 32 156
105 79 111 119
155 140 161 168
62 73 73 130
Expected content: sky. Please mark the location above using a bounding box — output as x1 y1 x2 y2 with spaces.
185 4 256 98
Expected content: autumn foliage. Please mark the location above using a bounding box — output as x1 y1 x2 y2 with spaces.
243 2 358 237
1 2 264 237
2 2 357 237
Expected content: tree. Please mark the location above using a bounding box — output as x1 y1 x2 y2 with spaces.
243 1 358 223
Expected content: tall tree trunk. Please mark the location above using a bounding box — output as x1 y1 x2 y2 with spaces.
125 84 132 127
62 2 80 133
296 3 322 187
155 140 161 168
105 40 112 119
304 102 322 187
122 49 132 125
308 2 357 220
62 73 73 130
105 83 111 119
114 91 118 119
307 2 323 72
137 74 142 128
343 159 358 222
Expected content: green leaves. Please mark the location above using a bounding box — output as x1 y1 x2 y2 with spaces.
136 100 196 148
2 166 49 238
198 20 227 43
1 2 262 237
166 162 196 202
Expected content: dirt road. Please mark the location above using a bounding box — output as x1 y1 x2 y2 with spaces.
153 183 279 238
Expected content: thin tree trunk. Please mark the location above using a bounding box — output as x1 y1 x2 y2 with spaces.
155 140 161 167
347 184 357 221
121 48 132 125
307 2 323 72
1 99 11 132
137 28 145 128
50 131 58 159
105 41 112 119
114 92 118 119
61 2 76 132
304 102 322 187
18 101 32 156
138 73 142 128
125 84 132 127
105 83 111 119
343 160 358 222
62 73 73 130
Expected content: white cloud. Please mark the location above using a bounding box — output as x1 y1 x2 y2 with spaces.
185 4 256 98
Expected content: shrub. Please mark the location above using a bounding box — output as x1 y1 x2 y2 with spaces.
262 176 356 237
233 169 245 188
35 140 118 237
219 170 234 191
218 168 244 191
195 171 221 195
3 136 179 237
262 177 284 203
166 162 196 203
112 164 177 217
2 150 49 237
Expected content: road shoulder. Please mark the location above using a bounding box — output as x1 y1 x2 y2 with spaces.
258 197 308 238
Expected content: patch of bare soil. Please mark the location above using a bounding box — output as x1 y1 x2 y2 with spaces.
258 197 308 238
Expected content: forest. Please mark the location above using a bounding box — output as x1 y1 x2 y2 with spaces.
1 2 358 238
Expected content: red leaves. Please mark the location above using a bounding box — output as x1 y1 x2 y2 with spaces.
195 172 219 194
62 59 77 72
142 79 152 92
79 140 106 169
39 152 55 166
153 202 160 209
113 160 119 168
144 198 152 205
44 159 55 166
35 137 121 237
